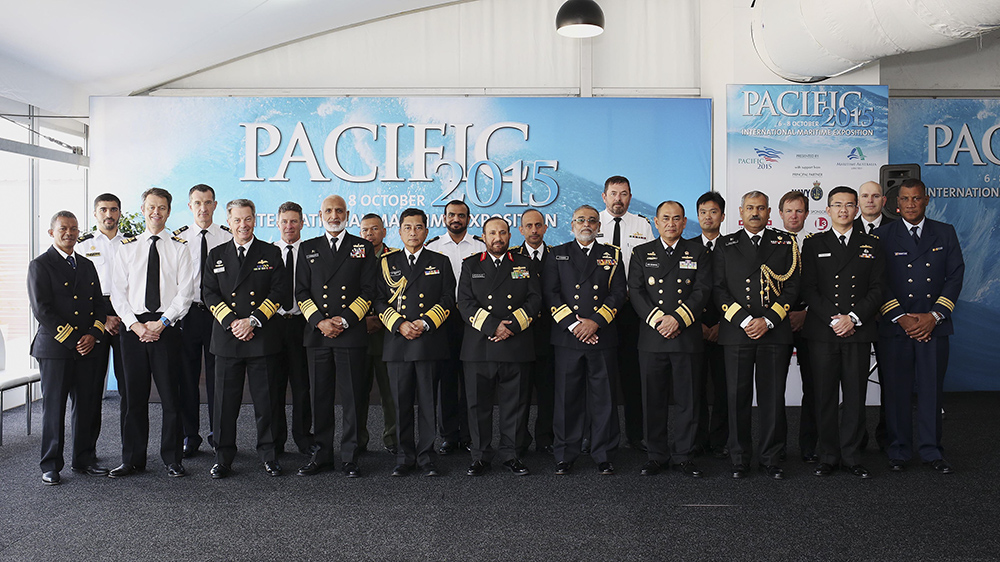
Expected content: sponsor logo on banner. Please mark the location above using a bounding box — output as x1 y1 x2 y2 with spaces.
754 147 783 162
810 181 823 201
847 147 866 161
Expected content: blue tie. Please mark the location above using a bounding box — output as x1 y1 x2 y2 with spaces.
67 255 76 269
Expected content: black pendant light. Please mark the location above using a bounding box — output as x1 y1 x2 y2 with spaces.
555 0 605 38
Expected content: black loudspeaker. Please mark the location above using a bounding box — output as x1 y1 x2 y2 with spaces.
880 164 921 220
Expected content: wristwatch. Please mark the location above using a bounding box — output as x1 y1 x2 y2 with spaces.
931 311 944 325
160 316 171 327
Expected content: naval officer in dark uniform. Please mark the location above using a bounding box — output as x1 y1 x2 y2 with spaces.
202 198 286 478
713 191 800 480
458 216 541 477
800 186 885 478
877 178 964 474
28 211 109 485
543 204 627 476
375 208 455 477
295 195 377 478
629 201 711 478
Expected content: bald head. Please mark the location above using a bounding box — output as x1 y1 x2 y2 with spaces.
858 181 885 222
321 195 349 234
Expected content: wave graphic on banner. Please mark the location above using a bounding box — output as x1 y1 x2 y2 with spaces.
754 147 783 162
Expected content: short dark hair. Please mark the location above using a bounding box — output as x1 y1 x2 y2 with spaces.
827 186 858 205
189 184 216 199
400 208 427 226
94 193 121 210
604 176 630 193
444 200 470 216
779 190 809 213
141 187 172 210
226 198 256 216
361 213 383 224
482 216 509 232
573 204 599 216
741 191 769 206
278 201 303 219
899 178 927 196
696 191 725 214
50 210 77 229
656 200 685 216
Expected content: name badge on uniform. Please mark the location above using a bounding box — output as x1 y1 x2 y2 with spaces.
932 246 944 252
306 251 320 263
894 252 908 256
511 266 530 280
645 262 660 268
679 259 697 270
472 272 486 279
350 244 366 258
390 268 403 280
555 255 570 261
213 259 225 273
85 252 101 258
818 253 832 258
424 267 441 276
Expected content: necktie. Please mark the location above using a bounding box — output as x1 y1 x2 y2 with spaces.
839 234 847 248
532 250 540 263
408 253 416 270
285 245 295 310
146 236 161 313
238 245 246 266
751 234 761 248
666 246 674 257
330 236 338 252
867 222 876 235
494 258 502 269
200 230 209 273
911 225 920 244
706 240 713 252
67 255 77 270
613 217 622 247
582 246 590 257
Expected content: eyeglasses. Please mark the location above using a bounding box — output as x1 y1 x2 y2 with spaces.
830 203 857 210
572 217 600 225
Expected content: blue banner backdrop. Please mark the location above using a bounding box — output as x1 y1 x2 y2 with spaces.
890 98 1000 391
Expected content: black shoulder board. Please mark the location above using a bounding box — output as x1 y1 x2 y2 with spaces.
220 225 231 232
426 235 441 244
122 236 138 245
172 236 188 244
78 231 94 243
472 234 484 242
173 225 189 236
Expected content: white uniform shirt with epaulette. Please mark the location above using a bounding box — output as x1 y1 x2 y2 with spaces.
173 222 233 304
596 209 654 277
425 232 485 297
110 229 196 330
78 230 124 297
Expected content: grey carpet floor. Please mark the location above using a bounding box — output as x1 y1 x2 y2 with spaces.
1 392 999 561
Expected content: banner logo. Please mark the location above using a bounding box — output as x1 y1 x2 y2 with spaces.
754 147 783 162
847 147 866 161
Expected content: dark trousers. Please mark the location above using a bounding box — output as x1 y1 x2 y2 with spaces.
790 331 817 456
307 346 366 465
553 346 620 464
38 355 104 472
179 304 216 446
96 299 126 441
724 343 790 466
810 340 870 467
213 354 278 466
695 338 728 452
271 314 312 454
517 352 554 453
615 304 644 445
881 335 949 462
120 319 183 467
438 313 469 443
387 360 438 468
360 348 397 450
639 351 702 464
464 361 531 464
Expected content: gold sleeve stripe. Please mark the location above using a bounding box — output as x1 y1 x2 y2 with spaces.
724 303 743 322
257 299 278 320
770 302 787 322
597 304 616 324
470 308 490 331
93 320 106 334
880 299 900 315
675 304 694 327
380 308 404 329
54 323 74 343
210 303 234 324
552 304 572 323
424 304 449 328
299 299 319 320
513 308 531 331
936 296 955 312
646 308 665 328
348 297 371 319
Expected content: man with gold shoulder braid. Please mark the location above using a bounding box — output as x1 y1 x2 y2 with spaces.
374 208 455 477
202 198 287 479
543 204 627 476
294 195 377 478
713 191 800 480
628 201 711 478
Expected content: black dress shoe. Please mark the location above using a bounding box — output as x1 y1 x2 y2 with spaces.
503 459 530 476
423 463 440 477
467 460 490 477
264 461 282 477
437 440 460 455
674 460 703 478
210 463 231 479
297 461 329 476
182 439 201 458
108 464 142 479
801 453 819 464
581 438 591 454
888 459 906 472
555 461 573 475
166 463 186 478
760 464 784 480
42 471 61 485
540 444 554 455
342 462 360 478
640 460 662 476
845 464 872 479
928 459 954 474
598 462 615 475
384 444 398 455
813 463 835 477
391 464 415 477
732 464 749 479
71 465 110 476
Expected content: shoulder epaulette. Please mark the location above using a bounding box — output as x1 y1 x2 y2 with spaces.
220 225 231 232
172 225 189 236
770 227 793 237
426 235 441 244
381 248 401 258
605 243 620 250
869 234 879 240
510 245 522 253
122 236 138 245
804 232 818 239
637 213 650 223
472 234 484 242
172 236 188 244
78 232 94 243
